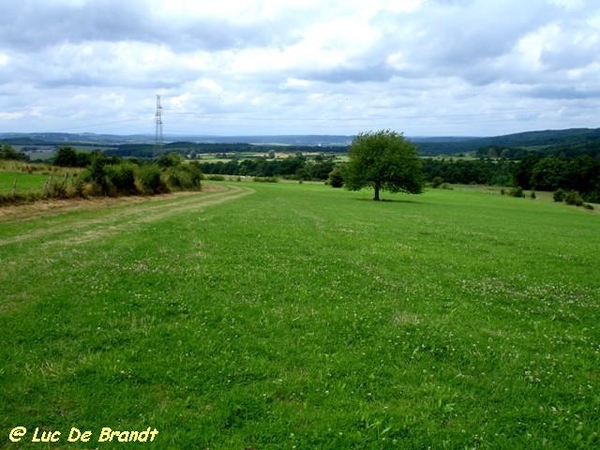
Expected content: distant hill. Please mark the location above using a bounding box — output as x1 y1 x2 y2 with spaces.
0 133 353 147
2 128 600 158
411 128 600 157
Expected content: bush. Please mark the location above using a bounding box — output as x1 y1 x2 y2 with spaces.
431 176 444 188
0 144 24 161
253 177 278 183
530 191 536 199
328 168 344 188
40 175 70 199
165 163 203 191
54 147 91 167
564 191 584 206
584 203 594 210
105 163 138 196
509 186 525 198
89 153 109 195
137 165 169 195
157 152 183 168
207 175 225 181
553 188 566 202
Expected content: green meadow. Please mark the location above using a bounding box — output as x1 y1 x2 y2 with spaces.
1 182 598 449
0 171 51 194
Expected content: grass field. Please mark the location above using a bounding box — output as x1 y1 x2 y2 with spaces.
1 182 598 449
0 172 52 194
0 163 81 197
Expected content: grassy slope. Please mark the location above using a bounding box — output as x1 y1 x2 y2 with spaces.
0 172 50 194
0 183 598 449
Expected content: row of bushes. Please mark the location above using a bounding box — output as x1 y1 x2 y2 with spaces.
0 153 203 206
553 188 594 210
496 186 594 209
80 154 203 197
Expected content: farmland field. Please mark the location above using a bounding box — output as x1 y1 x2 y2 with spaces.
1 182 599 449
0 171 51 194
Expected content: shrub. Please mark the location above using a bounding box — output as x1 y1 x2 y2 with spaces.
553 188 566 202
584 203 594 210
207 175 225 181
105 163 138 196
54 147 90 167
47 178 68 198
165 163 203 191
40 175 68 199
253 177 278 183
530 191 536 199
564 191 584 206
500 188 505 195
509 186 525 198
328 168 344 188
137 165 169 195
89 153 109 195
157 152 183 168
0 144 23 161
431 176 444 188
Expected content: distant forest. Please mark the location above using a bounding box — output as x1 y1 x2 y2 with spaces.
2 128 600 202
106 142 348 159
3 127 600 159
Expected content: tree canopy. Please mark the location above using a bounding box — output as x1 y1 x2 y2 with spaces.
343 130 423 201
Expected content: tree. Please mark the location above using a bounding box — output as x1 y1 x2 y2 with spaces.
513 153 540 189
54 146 79 167
157 152 183 168
530 156 567 191
1 144 22 160
328 167 344 188
343 130 423 200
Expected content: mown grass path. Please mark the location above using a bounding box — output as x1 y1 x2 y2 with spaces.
0 184 253 247
1 182 598 449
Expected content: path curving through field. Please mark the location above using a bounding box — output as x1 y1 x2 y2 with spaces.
0 184 254 248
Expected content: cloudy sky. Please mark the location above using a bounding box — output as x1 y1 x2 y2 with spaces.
0 0 599 137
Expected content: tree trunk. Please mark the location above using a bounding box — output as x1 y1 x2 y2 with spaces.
374 184 380 201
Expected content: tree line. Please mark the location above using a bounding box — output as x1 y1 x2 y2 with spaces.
193 150 600 202
514 154 600 201
106 142 348 159
2 142 598 204
0 144 29 161
423 155 599 201
198 155 336 181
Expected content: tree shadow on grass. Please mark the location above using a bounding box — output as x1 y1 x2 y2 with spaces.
355 197 421 204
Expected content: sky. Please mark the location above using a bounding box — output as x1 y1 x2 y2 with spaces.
0 0 599 137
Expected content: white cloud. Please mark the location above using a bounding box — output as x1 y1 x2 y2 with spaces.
1 0 600 136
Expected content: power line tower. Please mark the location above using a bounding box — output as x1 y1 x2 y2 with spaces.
153 94 163 159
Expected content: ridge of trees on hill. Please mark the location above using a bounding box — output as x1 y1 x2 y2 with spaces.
4 127 600 159
417 127 600 157
106 142 348 159
2 126 600 205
